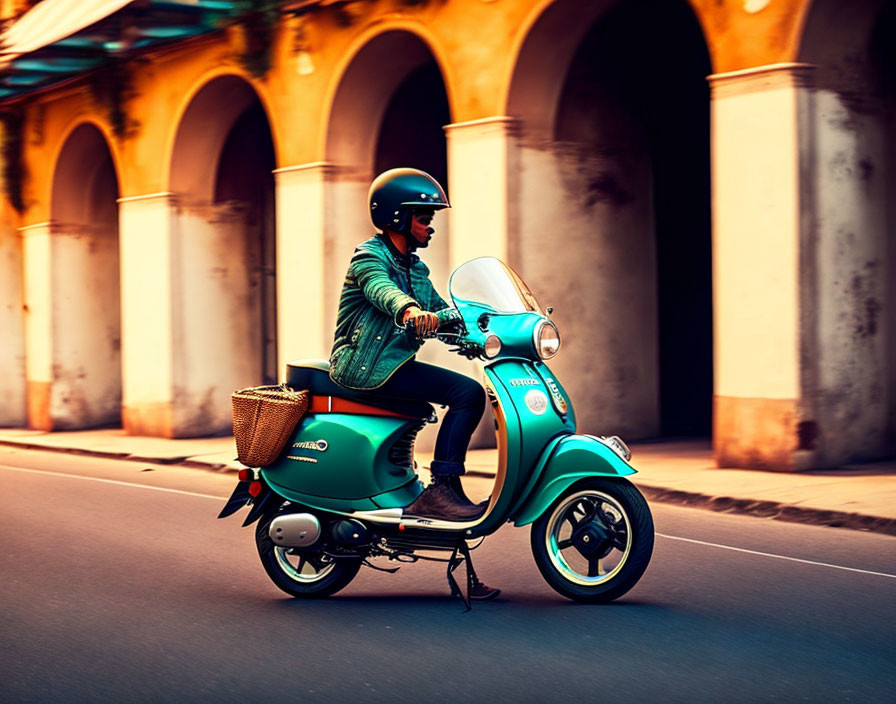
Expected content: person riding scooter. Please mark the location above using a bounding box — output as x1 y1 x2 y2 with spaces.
329 168 489 524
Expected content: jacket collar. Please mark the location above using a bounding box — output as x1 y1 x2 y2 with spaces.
376 232 419 267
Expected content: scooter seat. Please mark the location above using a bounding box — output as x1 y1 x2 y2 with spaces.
286 359 434 420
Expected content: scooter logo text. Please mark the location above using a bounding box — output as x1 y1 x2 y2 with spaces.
292 439 329 452
510 378 540 387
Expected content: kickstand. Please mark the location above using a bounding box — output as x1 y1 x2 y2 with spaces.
446 542 479 612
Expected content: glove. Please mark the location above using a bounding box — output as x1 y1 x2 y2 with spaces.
402 306 439 337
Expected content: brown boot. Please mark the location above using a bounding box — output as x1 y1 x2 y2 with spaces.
405 483 486 520
445 475 489 509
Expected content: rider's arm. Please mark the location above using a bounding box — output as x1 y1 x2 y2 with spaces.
350 250 418 325
415 263 462 326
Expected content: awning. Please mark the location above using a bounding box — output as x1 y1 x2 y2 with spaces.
0 0 237 101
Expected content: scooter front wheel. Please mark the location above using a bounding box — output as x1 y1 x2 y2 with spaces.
255 511 362 598
530 478 654 603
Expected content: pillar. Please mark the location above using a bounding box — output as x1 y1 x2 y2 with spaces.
444 117 518 268
710 64 815 470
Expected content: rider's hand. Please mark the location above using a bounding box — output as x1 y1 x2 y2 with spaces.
403 306 439 336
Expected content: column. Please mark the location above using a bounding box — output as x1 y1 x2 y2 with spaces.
444 117 519 268
118 193 176 436
710 63 815 471
0 212 25 426
21 222 53 429
275 162 378 375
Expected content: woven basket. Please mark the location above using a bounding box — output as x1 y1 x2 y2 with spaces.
232 385 309 467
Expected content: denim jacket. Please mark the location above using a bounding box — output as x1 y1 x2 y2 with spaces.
329 234 460 390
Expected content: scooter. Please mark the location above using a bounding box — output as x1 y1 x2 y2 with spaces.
219 256 654 605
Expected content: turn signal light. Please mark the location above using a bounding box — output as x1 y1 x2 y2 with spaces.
248 481 262 497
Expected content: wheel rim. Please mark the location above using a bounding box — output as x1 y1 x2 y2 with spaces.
544 489 633 586
273 548 336 584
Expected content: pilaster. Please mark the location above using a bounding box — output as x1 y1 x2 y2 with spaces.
709 63 816 470
118 193 176 436
444 117 519 268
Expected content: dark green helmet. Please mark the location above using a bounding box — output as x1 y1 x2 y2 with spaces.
368 168 450 232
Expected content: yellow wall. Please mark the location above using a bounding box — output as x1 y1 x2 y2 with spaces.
15 0 819 219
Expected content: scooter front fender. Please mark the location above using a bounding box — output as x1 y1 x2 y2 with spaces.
510 434 636 527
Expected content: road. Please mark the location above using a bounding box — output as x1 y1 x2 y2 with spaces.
1 445 894 703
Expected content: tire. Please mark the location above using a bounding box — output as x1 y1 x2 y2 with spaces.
530 477 654 603
255 509 362 599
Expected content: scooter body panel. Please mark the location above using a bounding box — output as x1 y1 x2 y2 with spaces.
509 434 637 527
465 359 572 537
260 412 423 510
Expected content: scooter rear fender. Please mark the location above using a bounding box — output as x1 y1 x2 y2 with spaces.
510 434 636 527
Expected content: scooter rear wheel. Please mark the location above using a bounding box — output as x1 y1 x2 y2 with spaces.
530 477 654 603
255 510 362 598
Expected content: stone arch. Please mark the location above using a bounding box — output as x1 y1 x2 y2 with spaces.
797 0 896 462
166 74 277 435
45 121 121 428
505 0 713 439
323 28 453 338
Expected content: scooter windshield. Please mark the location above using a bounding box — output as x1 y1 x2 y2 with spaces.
449 257 544 315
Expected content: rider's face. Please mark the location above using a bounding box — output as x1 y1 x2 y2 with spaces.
409 210 435 248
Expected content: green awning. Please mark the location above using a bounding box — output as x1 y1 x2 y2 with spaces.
0 0 238 101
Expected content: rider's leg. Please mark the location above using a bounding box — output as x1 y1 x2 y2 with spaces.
373 360 486 515
376 360 485 473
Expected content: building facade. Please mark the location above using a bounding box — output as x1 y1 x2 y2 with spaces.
0 0 893 471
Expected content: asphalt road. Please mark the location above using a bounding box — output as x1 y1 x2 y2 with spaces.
1 446 894 703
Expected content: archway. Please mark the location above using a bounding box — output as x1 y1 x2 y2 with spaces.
168 75 276 435
796 0 896 462
49 123 121 428
508 0 712 439
324 30 451 337
324 30 455 449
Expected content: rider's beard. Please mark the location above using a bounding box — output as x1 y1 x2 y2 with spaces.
406 227 434 251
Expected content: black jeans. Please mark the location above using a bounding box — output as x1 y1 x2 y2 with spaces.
369 360 486 477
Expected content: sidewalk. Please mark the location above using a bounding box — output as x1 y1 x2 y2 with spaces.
1 427 894 536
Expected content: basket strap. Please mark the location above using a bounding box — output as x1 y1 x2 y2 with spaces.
308 395 419 420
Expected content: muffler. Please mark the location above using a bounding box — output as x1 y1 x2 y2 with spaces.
268 513 321 547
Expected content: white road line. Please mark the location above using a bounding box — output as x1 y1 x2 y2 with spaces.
657 532 896 580
0 464 227 501
4 464 895 580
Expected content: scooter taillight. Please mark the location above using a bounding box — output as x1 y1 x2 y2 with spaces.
238 469 251 481
248 481 263 497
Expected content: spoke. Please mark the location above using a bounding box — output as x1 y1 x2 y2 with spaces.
588 558 602 577
564 512 582 529
596 504 619 527
306 554 325 572
557 538 574 550
565 499 595 529
296 556 307 574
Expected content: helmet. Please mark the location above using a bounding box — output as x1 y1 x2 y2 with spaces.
368 168 450 232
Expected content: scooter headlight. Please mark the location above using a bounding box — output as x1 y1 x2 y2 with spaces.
534 321 561 359
483 334 502 359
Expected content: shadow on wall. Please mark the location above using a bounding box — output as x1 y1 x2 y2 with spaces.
517 0 712 440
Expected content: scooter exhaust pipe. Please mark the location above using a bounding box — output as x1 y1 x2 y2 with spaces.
268 513 321 547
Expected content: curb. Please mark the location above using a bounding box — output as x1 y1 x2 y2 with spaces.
3 440 894 537
0 439 231 471
635 485 896 537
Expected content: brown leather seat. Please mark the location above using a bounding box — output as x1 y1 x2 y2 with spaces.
286 359 434 420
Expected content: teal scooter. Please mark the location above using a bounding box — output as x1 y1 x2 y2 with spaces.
219 257 654 604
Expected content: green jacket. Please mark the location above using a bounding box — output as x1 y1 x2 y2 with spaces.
329 234 460 390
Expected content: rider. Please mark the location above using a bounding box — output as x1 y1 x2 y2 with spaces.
329 168 488 523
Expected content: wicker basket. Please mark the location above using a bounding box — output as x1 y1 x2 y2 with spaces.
232 385 309 467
